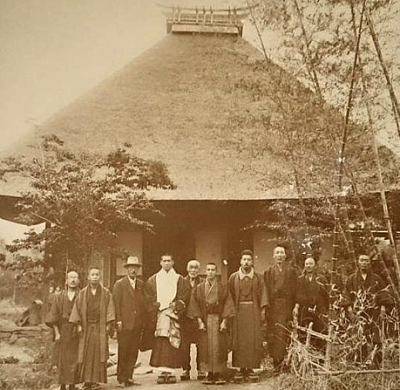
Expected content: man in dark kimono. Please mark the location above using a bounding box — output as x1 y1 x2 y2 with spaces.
46 271 80 390
113 256 147 387
293 256 329 350
188 263 236 385
145 254 188 384
342 253 392 366
180 259 204 381
264 245 297 371
70 267 115 390
229 249 268 381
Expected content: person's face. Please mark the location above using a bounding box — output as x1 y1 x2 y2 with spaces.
358 255 371 271
187 263 200 279
240 255 253 270
126 265 140 279
206 265 217 281
304 258 315 273
88 269 100 285
67 272 79 288
160 255 174 271
273 246 286 265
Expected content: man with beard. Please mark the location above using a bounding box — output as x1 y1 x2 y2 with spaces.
264 245 297 372
113 256 147 387
70 267 115 390
180 259 204 381
145 254 188 384
229 250 268 382
46 271 80 390
188 263 236 385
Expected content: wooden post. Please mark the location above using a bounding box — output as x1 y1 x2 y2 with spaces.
228 7 232 25
196 7 199 24
381 318 386 390
305 322 313 348
172 5 176 23
177 6 181 23
202 7 206 25
210 7 213 25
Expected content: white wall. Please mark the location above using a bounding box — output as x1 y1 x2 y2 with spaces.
195 230 228 282
116 231 143 277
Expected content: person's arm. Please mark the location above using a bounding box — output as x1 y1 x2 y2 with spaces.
53 324 61 341
112 282 122 332
198 317 206 331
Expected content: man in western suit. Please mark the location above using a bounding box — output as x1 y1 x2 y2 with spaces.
113 256 147 387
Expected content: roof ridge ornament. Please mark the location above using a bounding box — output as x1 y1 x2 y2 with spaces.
157 3 259 37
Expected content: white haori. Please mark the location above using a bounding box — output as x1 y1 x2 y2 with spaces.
156 268 179 310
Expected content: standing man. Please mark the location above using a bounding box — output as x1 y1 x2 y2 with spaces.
113 256 147 387
46 271 80 390
293 256 329 350
145 254 188 384
70 267 115 390
180 259 204 381
228 249 268 382
342 253 392 366
188 263 236 385
264 245 297 372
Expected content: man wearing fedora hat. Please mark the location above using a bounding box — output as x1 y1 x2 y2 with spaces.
113 256 147 387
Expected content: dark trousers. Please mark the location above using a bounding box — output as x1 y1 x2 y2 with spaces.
117 328 141 383
181 325 200 372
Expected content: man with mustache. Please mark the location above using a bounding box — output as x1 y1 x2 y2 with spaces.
264 245 297 372
113 256 147 387
229 249 268 382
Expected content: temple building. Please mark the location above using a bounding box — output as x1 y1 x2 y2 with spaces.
1 5 399 286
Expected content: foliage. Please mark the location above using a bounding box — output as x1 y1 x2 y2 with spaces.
0 135 175 286
285 290 400 389
238 0 400 272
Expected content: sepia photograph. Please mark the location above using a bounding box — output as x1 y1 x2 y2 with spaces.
1 0 400 389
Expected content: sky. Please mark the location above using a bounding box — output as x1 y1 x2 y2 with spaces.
0 0 253 152
1 0 399 154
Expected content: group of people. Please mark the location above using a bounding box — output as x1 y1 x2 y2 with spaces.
45 245 394 390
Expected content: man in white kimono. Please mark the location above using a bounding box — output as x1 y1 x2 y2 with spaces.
145 254 188 384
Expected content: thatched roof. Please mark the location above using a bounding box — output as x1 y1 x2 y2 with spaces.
1 33 399 200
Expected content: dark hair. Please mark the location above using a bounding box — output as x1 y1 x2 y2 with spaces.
161 253 173 260
275 242 287 251
241 249 253 257
206 262 217 270
357 248 369 257
88 266 101 274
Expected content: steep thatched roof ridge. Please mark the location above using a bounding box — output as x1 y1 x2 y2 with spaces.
1 34 296 200
1 34 398 200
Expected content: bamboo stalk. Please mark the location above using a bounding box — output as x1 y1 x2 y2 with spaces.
365 7 400 138
294 323 331 341
339 192 357 266
343 163 400 304
350 2 400 292
331 0 366 277
292 0 323 100
246 0 268 61
317 368 400 376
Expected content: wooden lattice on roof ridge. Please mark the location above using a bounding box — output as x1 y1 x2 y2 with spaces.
158 3 258 36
